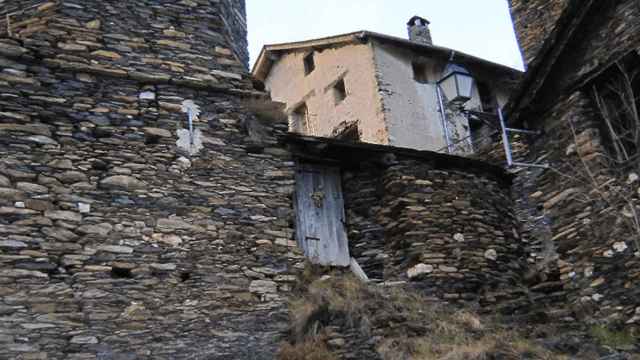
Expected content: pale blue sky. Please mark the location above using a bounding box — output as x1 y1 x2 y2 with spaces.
247 0 524 71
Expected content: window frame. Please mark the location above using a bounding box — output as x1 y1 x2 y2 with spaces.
412 62 429 83
333 78 347 104
291 102 310 134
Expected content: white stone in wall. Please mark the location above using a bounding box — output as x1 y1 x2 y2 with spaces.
176 156 192 170
249 280 278 294
484 249 498 261
139 91 156 100
70 336 99 344
176 128 204 156
407 263 434 279
78 202 91 213
613 241 628 253
453 233 465 242
584 266 594 277
627 307 640 324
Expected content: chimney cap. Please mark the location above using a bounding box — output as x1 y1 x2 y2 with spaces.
407 16 430 26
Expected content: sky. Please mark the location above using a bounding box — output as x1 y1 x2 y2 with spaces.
247 0 524 71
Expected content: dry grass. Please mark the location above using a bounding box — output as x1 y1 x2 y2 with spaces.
281 271 567 360
278 336 338 360
589 325 639 349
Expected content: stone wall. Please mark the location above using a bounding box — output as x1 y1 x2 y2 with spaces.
342 153 526 306
1 0 253 91
0 1 302 359
343 165 386 280
509 91 640 325
510 0 640 123
505 0 640 325
508 0 569 67
533 0 640 110
218 0 250 68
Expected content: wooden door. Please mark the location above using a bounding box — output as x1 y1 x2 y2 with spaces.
294 164 350 266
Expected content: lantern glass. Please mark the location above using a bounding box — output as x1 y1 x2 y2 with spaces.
438 63 475 104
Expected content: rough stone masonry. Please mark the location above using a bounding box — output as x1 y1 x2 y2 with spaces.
0 1 303 359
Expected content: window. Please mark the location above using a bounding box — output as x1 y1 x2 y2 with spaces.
333 79 347 104
304 52 315 75
590 51 640 167
290 103 309 134
412 62 429 83
332 121 360 142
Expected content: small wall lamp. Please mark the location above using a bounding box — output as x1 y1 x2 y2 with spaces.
438 63 475 106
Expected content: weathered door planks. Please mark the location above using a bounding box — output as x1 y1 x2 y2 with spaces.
294 164 350 266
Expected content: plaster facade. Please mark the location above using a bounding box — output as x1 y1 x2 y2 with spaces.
264 43 388 144
372 42 449 151
259 34 520 154
375 41 516 153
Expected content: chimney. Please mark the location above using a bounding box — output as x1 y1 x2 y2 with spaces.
407 16 432 45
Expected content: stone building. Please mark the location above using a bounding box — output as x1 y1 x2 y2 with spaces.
252 17 521 153
502 0 640 325
0 1 304 359
287 134 525 304
1 0 639 358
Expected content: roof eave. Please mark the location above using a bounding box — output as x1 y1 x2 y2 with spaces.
250 46 270 81
362 31 522 76
251 32 365 82
251 30 523 83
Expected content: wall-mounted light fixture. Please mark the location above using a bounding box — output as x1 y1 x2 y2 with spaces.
438 63 475 106
435 62 475 154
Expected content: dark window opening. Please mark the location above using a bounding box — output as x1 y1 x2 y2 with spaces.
467 111 501 154
180 272 191 282
304 52 315 75
477 82 497 114
111 267 133 279
412 62 429 83
290 103 310 134
145 134 161 145
332 121 360 142
334 79 347 104
590 51 640 169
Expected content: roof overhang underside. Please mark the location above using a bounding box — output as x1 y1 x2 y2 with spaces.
282 133 513 186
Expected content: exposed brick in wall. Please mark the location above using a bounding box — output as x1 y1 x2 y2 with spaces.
0 1 303 359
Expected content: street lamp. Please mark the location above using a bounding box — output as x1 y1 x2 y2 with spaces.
436 63 475 154
437 63 475 106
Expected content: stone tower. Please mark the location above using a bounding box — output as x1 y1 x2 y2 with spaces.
0 1 300 359
508 0 570 67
